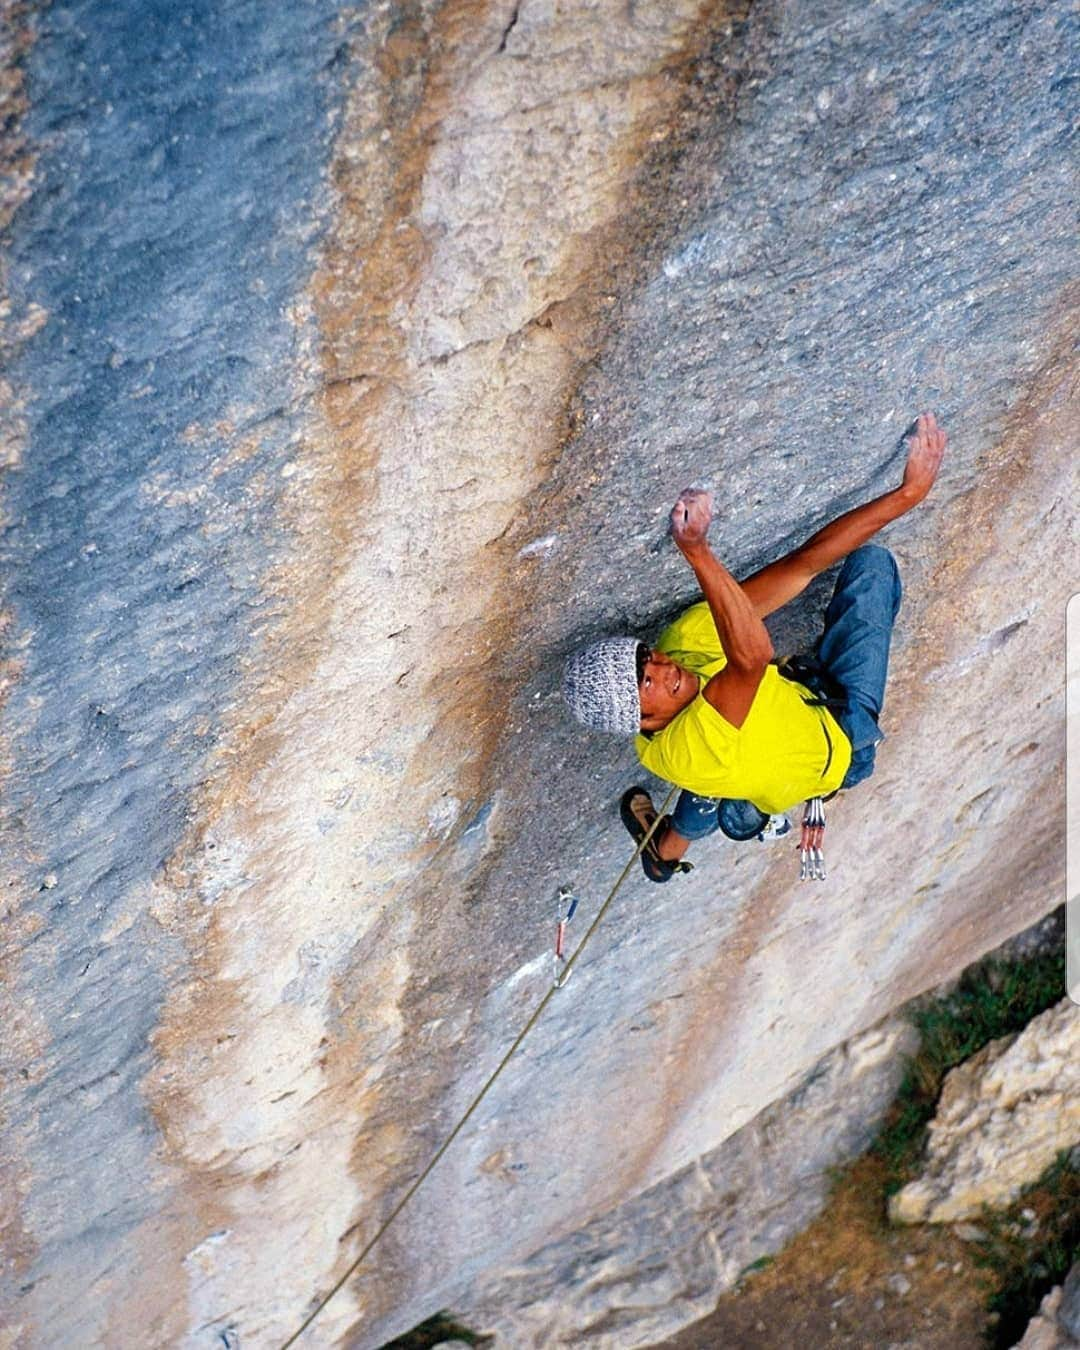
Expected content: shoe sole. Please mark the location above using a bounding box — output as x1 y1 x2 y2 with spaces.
619 787 675 884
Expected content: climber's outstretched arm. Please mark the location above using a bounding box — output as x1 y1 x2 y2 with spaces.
740 412 948 619
671 489 774 730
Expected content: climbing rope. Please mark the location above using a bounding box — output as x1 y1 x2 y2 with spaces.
279 784 679 1349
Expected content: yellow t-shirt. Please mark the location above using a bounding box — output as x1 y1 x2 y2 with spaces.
634 602 851 812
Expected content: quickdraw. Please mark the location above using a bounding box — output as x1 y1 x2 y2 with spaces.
553 885 579 987
799 795 826 881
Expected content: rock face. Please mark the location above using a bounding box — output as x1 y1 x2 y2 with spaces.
0 0 1074 1346
1013 1264 1080 1350
890 999 1080 1225
455 1017 918 1347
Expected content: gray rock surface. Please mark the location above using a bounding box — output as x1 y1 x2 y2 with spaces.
0 1 355 1343
1013 1265 1080 1350
0 0 1074 1345
995 908 1067 965
453 1017 918 1348
1062 1267 1080 1342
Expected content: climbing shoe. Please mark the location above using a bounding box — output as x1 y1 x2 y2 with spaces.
619 786 693 884
757 814 792 843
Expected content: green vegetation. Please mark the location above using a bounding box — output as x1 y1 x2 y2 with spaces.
855 940 1071 1345
736 1253 775 1284
377 1312 490 1349
870 947 1064 1196
970 1150 1080 1348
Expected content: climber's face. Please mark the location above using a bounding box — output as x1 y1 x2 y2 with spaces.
638 649 699 732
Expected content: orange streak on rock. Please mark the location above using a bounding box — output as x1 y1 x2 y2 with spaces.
133 2 763 1343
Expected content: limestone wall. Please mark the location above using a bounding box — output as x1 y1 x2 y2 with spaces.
0 0 1074 1345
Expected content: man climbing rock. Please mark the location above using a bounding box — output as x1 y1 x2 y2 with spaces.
562 412 947 881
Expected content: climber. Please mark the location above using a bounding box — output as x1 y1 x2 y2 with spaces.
562 411 948 881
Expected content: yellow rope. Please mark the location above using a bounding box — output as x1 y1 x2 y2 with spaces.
279 784 679 1348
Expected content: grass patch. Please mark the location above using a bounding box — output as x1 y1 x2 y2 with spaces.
377 1312 490 1349
736 1254 775 1283
869 947 1064 1196
969 1151 1080 1348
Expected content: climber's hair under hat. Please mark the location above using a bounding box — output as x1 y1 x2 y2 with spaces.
562 636 644 736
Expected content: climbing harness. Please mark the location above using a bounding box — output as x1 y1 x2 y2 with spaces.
799 795 826 881
279 785 678 1350
553 885 579 987
774 653 848 712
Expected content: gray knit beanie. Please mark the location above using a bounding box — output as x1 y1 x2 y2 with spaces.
562 637 642 735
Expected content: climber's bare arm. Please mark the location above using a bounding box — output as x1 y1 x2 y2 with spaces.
671 490 774 729
740 412 948 618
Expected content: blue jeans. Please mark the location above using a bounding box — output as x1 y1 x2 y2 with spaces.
817 544 902 789
670 545 902 839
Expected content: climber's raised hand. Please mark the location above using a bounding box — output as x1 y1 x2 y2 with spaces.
670 488 714 553
901 411 948 503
